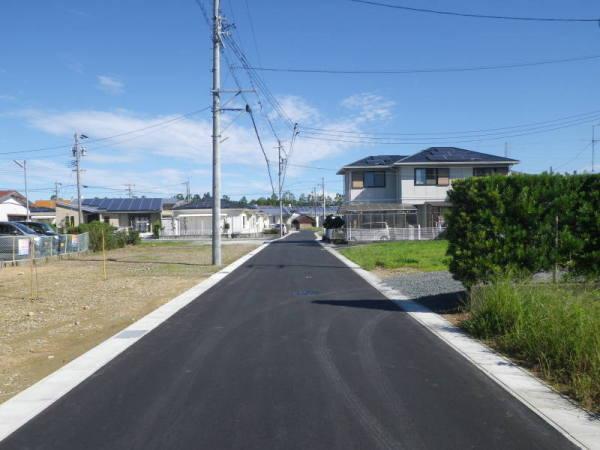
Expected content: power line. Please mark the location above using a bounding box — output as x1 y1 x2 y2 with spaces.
245 0 263 67
350 0 600 23
241 54 600 75
302 109 600 137
301 113 600 145
554 142 592 170
247 105 276 195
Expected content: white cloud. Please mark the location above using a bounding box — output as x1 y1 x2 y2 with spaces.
96 75 124 95
15 92 396 195
341 93 395 122
269 95 320 124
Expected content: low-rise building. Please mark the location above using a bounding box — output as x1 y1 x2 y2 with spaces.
0 190 29 221
337 147 519 229
168 199 269 237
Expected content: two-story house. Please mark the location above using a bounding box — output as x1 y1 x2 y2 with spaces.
337 147 518 229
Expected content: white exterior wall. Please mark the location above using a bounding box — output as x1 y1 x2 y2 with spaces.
346 169 397 202
399 166 472 205
0 198 28 221
170 209 268 236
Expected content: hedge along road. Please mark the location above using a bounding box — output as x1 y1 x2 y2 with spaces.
0 231 573 450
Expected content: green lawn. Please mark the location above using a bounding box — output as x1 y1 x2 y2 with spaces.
339 240 449 271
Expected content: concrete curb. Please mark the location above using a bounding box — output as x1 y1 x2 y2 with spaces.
317 236 600 450
0 239 274 442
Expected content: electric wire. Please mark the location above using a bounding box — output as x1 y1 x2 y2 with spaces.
350 0 600 23
242 54 600 75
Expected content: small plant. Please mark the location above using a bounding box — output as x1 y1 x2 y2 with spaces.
152 221 162 239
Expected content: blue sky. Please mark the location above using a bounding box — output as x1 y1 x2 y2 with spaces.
1 0 599 201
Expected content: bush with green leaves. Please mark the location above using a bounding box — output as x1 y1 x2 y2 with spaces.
152 220 162 239
76 221 140 252
446 173 599 287
323 215 344 229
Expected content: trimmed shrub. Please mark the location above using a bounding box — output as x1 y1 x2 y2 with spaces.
323 214 345 229
446 173 600 287
76 221 140 252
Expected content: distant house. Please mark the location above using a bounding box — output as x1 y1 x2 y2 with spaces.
0 190 29 221
291 214 315 230
257 205 339 228
29 206 56 224
255 206 293 227
55 198 168 234
337 147 518 228
169 199 269 237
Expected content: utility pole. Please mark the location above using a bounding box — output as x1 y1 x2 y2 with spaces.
13 160 30 220
278 140 284 237
322 177 326 227
72 133 87 225
504 142 509 158
54 181 62 201
125 184 135 198
312 187 317 225
211 0 222 265
183 180 191 201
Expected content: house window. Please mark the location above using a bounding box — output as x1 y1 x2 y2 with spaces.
364 171 386 188
414 168 450 186
351 172 364 189
104 216 110 224
473 166 509 177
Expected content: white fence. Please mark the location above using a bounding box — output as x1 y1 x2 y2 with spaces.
0 232 89 262
345 226 445 242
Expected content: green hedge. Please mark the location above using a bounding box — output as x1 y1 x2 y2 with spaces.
76 221 140 252
446 174 600 287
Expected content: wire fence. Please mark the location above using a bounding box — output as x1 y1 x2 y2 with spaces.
0 232 89 263
343 226 446 242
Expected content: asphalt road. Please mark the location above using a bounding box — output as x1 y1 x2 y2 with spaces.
1 232 573 450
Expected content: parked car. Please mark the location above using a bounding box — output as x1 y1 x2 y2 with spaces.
347 222 390 241
17 221 63 254
0 222 41 260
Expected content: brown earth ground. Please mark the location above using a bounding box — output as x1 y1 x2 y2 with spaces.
0 241 260 403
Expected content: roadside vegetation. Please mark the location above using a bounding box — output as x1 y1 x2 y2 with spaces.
70 221 141 252
340 240 449 271
463 282 599 413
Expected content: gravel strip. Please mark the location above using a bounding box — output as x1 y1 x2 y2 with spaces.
380 271 467 315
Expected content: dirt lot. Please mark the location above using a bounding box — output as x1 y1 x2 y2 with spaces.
0 241 260 403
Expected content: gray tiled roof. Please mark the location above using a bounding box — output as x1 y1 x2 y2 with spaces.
343 155 407 168
396 147 518 164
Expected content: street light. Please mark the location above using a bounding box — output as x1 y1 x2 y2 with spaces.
13 160 29 220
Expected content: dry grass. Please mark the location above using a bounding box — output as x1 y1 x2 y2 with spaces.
0 241 259 403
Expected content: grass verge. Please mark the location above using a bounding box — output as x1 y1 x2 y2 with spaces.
339 240 449 271
462 281 600 413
